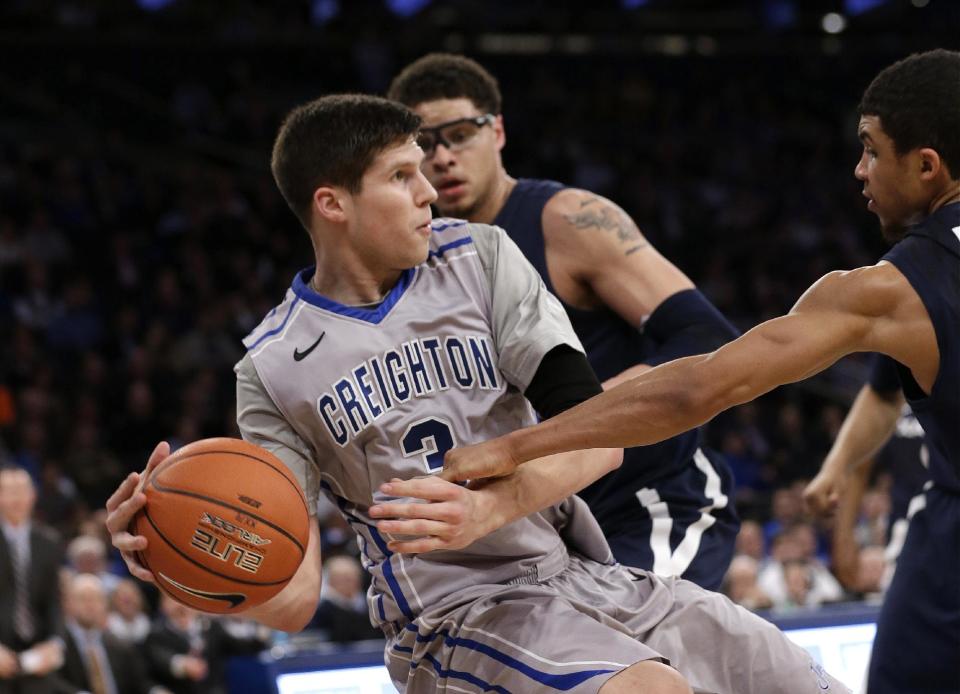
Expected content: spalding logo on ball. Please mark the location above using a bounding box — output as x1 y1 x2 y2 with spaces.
130 437 311 613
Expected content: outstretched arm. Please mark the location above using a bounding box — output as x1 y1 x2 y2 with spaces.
370 446 622 554
803 381 903 516
442 262 938 481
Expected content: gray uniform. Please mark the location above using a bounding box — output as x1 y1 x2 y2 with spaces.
236 220 850 694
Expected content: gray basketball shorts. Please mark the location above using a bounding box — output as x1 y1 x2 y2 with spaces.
383 554 851 694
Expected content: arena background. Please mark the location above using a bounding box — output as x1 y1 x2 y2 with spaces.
0 1 957 692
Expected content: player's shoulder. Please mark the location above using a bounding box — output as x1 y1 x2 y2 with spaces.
428 217 505 256
241 286 302 354
429 217 496 241
800 262 916 318
541 186 610 219
540 187 632 243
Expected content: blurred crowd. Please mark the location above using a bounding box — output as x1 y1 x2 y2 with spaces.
0 2 948 688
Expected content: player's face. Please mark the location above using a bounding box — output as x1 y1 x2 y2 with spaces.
855 115 926 242
347 138 437 272
412 98 504 219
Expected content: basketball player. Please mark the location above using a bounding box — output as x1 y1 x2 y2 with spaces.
387 54 740 591
442 50 959 693
105 94 849 693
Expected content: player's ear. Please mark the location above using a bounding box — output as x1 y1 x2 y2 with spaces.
916 147 942 181
313 186 347 224
493 114 506 152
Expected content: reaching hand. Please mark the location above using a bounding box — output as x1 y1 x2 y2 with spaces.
440 437 519 484
105 440 170 583
368 476 498 554
803 465 847 516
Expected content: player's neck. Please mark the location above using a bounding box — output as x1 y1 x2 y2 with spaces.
470 172 516 225
310 255 399 306
927 181 960 215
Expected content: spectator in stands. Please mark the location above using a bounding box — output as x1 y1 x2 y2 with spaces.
106 580 151 646
59 572 163 694
723 555 772 611
780 559 816 609
758 525 844 608
762 487 803 550
308 556 380 643
66 535 120 595
145 595 265 694
0 466 65 693
734 519 765 563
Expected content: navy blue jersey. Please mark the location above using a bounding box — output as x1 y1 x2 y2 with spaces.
881 202 960 492
868 202 960 693
494 179 737 590
867 354 929 527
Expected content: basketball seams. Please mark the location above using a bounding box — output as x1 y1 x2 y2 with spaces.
156 447 309 510
141 506 294 587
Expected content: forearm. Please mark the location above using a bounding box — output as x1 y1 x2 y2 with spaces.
821 385 902 475
241 523 322 632
476 447 623 530
504 302 871 465
832 459 871 589
507 353 720 464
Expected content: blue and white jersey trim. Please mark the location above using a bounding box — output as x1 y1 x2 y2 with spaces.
431 217 468 233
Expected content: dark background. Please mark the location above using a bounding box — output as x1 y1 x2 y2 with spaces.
0 0 956 532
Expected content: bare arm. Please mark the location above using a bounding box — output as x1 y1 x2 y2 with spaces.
544 190 736 378
830 455 871 590
241 522 321 632
542 189 693 323
372 446 622 554
444 262 938 480
805 382 903 589
803 384 903 515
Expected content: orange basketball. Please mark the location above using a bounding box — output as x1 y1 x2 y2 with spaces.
131 437 310 614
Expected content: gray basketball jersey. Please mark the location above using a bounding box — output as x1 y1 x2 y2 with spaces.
235 219 608 628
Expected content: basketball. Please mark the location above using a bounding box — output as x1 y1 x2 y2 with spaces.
131 437 311 614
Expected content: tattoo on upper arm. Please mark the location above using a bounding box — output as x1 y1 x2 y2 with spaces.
563 199 649 255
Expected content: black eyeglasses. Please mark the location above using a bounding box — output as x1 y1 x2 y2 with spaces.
416 114 495 158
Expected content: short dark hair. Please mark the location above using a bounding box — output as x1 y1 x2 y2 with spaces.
270 94 421 229
388 53 502 115
859 49 960 178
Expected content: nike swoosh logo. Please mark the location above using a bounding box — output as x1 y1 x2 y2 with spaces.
293 332 325 361
158 573 247 608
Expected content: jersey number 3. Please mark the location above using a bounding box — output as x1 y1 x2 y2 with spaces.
401 417 456 473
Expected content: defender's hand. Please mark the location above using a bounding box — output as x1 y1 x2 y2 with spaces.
105 440 169 583
803 466 847 516
369 476 497 554
440 438 519 484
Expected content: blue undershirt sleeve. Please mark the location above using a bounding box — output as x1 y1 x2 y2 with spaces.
641 288 739 366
